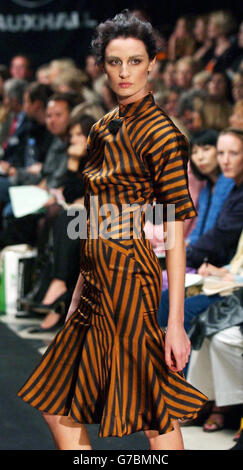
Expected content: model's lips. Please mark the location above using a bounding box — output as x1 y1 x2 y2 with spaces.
119 82 132 88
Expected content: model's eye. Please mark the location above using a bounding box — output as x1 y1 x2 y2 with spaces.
107 58 121 65
130 58 141 65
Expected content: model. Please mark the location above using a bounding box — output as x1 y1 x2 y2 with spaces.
18 10 207 450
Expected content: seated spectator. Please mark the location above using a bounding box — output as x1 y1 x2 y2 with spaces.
0 65 11 148
167 16 196 61
0 92 79 247
9 54 33 81
162 61 177 91
0 78 28 159
157 128 234 290
175 57 198 93
84 53 106 99
159 227 243 330
51 67 96 104
228 21 243 74
193 14 213 66
232 71 243 103
0 83 53 218
187 129 235 246
186 128 243 269
48 58 76 83
156 88 180 118
24 113 96 333
35 63 51 85
199 71 233 130
204 10 240 73
0 65 10 101
192 70 211 92
229 100 243 129
187 286 243 434
158 129 243 343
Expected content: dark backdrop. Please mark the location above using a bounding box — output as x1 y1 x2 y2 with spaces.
0 0 242 70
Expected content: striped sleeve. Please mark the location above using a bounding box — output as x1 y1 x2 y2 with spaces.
145 125 197 221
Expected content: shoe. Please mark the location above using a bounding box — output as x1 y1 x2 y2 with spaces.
29 291 71 334
27 315 64 334
229 430 243 450
203 410 225 432
15 310 44 319
31 290 70 313
233 417 243 441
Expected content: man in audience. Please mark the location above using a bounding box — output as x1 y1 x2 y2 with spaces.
0 92 79 246
0 83 54 215
9 54 33 81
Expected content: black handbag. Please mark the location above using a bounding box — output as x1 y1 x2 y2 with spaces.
188 290 243 350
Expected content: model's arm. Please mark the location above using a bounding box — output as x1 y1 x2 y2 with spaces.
65 272 84 323
164 220 191 373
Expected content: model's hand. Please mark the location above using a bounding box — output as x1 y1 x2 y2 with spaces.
165 323 191 372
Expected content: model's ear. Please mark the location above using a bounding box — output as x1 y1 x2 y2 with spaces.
148 56 157 73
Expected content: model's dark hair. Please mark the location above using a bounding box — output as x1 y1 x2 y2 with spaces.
91 9 157 65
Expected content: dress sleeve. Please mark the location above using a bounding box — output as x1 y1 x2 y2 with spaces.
145 124 197 221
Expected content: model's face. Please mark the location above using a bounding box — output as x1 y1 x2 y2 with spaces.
104 37 156 104
191 144 218 176
46 100 70 136
217 134 243 184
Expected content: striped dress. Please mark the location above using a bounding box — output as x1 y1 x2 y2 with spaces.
18 92 207 438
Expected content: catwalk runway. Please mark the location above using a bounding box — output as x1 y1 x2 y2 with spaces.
0 314 236 450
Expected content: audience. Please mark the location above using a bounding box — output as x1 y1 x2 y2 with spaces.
0 8 242 448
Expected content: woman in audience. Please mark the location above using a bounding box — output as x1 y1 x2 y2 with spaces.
187 129 234 246
158 128 234 320
186 128 243 269
26 112 96 333
193 14 213 66
167 16 196 61
200 71 233 130
204 10 240 73
232 71 243 103
229 100 243 129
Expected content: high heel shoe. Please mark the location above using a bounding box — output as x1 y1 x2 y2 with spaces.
27 295 70 334
31 290 70 313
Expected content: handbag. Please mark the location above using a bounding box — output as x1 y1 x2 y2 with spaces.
188 290 243 350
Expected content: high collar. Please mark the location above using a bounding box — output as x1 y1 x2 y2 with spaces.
119 92 154 118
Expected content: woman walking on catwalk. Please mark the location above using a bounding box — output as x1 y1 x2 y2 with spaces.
18 10 207 450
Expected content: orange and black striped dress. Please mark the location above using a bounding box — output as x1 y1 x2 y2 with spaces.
18 92 207 438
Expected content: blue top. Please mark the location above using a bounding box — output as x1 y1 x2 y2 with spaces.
186 180 243 268
188 173 235 246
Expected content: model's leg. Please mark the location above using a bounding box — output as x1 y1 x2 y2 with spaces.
42 412 92 450
144 420 184 450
